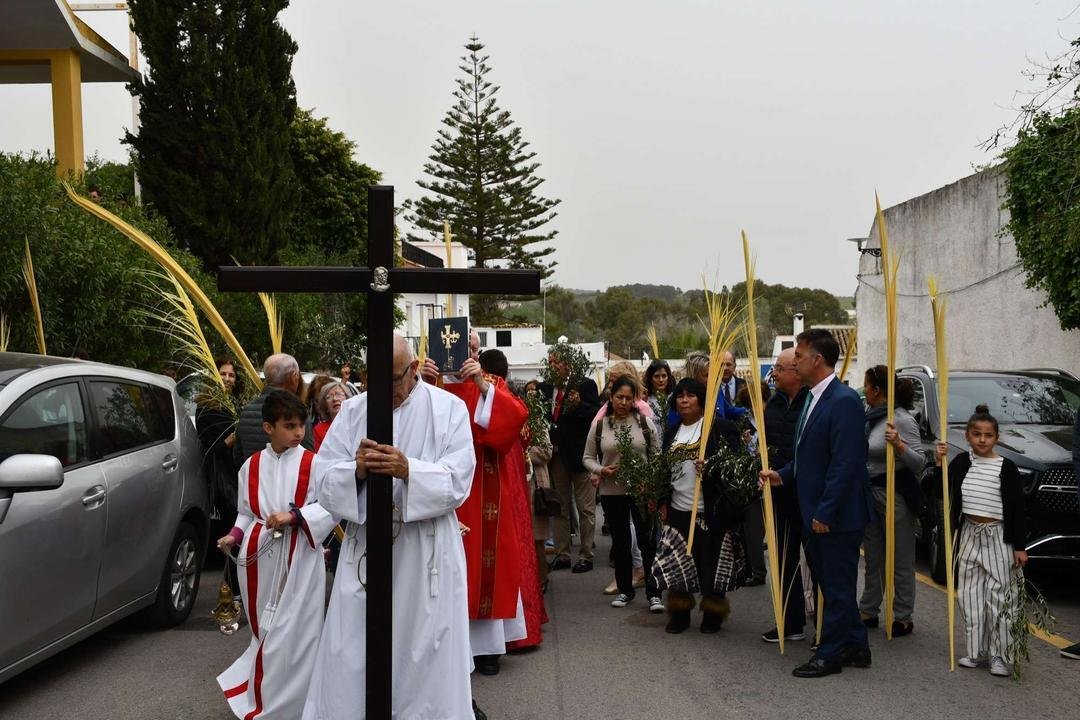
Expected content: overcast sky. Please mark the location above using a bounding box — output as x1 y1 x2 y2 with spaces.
3 1 1077 296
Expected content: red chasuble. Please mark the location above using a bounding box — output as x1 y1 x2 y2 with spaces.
444 376 529 620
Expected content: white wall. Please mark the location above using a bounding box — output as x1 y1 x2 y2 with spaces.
856 167 1080 381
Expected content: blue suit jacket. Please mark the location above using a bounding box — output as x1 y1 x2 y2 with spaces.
778 376 874 533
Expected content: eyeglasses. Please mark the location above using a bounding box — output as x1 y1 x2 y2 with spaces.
391 364 415 387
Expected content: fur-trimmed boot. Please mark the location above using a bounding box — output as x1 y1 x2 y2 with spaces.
699 595 731 634
665 590 695 634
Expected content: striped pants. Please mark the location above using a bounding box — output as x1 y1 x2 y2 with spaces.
956 520 1014 660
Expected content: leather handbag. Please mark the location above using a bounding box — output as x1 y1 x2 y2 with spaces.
533 486 561 517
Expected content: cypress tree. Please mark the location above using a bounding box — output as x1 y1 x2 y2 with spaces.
406 36 560 322
125 0 299 268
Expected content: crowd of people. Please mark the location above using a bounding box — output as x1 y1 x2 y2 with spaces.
189 326 1074 720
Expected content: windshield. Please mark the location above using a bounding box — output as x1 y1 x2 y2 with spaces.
948 374 1080 425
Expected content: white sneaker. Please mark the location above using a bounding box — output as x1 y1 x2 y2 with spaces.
610 593 632 608
957 656 980 668
649 596 665 613
990 656 1011 677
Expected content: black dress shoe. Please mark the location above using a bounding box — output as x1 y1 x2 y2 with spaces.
474 654 501 676
549 556 571 571
571 559 594 573
743 575 766 587
839 646 872 668
473 700 488 720
792 657 842 678
862 615 879 628
891 620 914 637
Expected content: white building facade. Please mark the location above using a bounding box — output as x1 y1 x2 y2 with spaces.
396 240 471 339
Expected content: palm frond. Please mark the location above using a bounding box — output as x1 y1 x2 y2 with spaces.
688 276 744 554
929 276 956 669
258 292 285 355
0 313 10 352
838 326 858 383
140 270 236 416
63 182 262 391
22 239 46 355
418 321 429 366
742 230 786 653
647 324 660 359
876 192 900 639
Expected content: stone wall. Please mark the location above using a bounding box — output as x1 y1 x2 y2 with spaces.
855 167 1080 382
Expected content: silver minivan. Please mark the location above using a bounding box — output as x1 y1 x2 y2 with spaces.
0 353 210 683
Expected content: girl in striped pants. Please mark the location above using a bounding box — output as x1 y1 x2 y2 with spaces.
934 404 1028 678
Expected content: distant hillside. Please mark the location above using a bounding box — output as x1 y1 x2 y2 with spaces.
500 281 850 359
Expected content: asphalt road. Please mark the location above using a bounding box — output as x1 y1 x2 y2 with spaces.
1 531 1076 720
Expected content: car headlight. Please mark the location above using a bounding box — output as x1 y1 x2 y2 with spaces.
1017 468 1038 495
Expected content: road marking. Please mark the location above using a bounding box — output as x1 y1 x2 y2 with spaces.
914 570 1074 650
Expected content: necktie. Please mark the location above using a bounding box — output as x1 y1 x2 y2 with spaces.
553 389 565 422
726 380 734 403
793 391 812 476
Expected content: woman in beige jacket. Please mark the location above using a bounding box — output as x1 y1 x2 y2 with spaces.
583 375 663 611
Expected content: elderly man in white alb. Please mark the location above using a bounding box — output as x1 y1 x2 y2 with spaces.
303 335 476 720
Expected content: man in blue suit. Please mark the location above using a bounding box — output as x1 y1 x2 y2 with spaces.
761 329 874 678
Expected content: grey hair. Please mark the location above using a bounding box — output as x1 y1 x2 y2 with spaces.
684 350 709 379
317 380 355 417
263 353 299 387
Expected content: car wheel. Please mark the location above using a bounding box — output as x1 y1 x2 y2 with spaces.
927 498 947 586
146 521 202 627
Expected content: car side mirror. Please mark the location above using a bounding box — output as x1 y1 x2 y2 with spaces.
0 455 64 525
0 454 64 491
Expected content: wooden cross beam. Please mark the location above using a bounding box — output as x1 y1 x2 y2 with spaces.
218 185 540 719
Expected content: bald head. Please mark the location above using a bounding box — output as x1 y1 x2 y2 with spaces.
393 333 415 364
721 350 737 383
773 347 801 396
392 334 419 408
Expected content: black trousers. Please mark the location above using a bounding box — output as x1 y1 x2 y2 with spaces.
666 507 722 598
803 528 868 662
600 495 658 598
742 498 766 581
775 505 807 631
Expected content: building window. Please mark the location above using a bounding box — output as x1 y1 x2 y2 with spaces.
496 330 512 347
477 331 488 346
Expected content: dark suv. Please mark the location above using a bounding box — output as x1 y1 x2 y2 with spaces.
895 367 1079 583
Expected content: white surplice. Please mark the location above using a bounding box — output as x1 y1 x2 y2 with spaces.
302 380 476 720
217 444 337 720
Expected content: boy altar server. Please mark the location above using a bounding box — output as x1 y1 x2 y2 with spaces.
216 390 337 720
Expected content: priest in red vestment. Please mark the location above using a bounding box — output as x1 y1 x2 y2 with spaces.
422 333 530 676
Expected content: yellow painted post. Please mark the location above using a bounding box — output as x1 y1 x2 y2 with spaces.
50 49 85 177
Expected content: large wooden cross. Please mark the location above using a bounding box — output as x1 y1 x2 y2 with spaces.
218 186 540 719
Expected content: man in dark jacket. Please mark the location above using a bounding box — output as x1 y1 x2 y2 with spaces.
548 378 602 572
760 348 811 643
761 330 874 678
235 353 314 461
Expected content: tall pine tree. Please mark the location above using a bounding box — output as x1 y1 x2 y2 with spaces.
125 0 299 268
406 37 559 322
